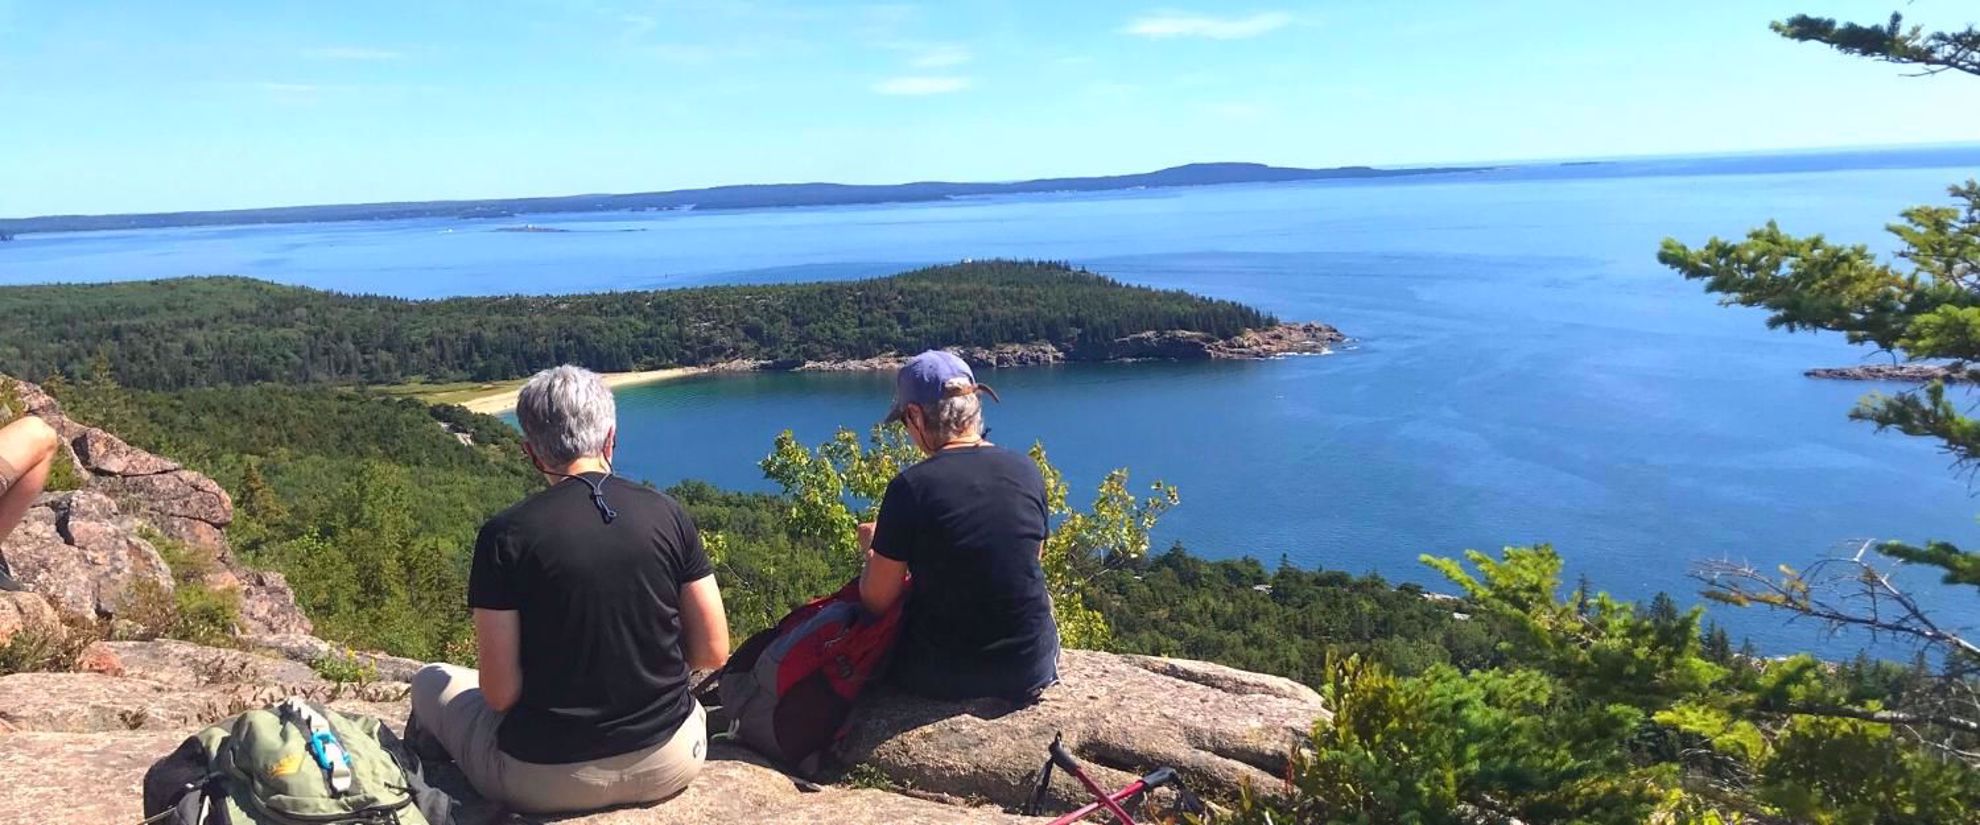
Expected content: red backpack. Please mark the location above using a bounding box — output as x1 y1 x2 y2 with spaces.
707 579 906 775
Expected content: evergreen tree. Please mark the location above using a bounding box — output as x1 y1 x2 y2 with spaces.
1660 6 1980 772
1701 621 1734 664
238 460 288 526
1647 591 1681 629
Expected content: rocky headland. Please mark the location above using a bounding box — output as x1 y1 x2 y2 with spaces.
1804 362 1973 383
712 321 1348 374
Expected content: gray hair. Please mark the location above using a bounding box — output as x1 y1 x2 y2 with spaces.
924 377 984 443
516 365 617 466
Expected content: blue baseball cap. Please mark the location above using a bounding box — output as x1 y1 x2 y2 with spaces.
884 350 999 424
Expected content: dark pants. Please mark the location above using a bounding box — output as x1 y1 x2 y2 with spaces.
889 634 1062 703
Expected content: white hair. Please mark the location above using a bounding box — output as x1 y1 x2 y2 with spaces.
925 377 983 443
515 365 617 466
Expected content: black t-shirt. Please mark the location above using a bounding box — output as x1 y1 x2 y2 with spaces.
468 474 713 764
871 445 1059 699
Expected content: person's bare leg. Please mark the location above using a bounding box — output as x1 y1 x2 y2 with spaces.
0 416 61 590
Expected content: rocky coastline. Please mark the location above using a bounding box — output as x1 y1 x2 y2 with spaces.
1804 363 1972 383
706 321 1347 374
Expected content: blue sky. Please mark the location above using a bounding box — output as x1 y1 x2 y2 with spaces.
2 0 1976 216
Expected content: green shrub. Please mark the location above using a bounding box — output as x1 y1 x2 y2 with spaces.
42 447 84 492
0 613 104 676
119 530 242 647
171 584 241 647
120 577 240 648
1212 547 1980 824
310 648 381 685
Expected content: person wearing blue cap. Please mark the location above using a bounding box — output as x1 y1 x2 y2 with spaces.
856 350 1061 702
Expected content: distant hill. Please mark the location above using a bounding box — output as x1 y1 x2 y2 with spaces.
0 161 1487 235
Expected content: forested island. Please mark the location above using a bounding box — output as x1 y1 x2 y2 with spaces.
0 161 1486 235
0 260 1338 390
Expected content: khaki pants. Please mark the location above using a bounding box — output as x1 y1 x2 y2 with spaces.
409 663 707 815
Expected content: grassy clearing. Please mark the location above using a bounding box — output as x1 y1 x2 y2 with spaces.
366 379 524 407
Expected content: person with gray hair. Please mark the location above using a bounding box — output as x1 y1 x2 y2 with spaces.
410 365 729 816
856 350 1061 702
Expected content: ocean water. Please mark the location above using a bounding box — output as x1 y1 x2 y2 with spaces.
7 146 1980 651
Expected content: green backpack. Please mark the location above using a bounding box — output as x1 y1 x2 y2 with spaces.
143 699 455 825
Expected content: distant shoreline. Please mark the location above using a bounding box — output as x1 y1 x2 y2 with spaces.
11 144 1979 237
0 162 1487 236
414 321 1344 414
387 367 710 414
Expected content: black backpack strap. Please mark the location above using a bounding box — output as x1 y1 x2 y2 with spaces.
141 736 214 821
372 717 460 825
132 775 225 825
186 780 232 825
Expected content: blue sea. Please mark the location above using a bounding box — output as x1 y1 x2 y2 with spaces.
7 146 1980 652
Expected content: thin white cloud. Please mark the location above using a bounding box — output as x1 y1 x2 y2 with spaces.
1124 11 1292 40
873 75 971 95
302 46 403 61
908 43 971 68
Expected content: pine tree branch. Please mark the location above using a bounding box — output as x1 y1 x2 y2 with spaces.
1774 14 1980 78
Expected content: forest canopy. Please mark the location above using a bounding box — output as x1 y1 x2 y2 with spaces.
0 260 1277 390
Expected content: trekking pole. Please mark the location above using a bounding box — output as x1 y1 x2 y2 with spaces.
1026 733 1191 825
1045 737 1190 825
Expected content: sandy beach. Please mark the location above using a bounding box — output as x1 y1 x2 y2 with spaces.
442 367 707 414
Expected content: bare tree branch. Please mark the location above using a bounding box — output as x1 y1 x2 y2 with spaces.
1777 703 1980 736
1691 555 1979 661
